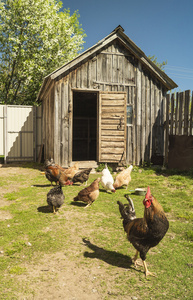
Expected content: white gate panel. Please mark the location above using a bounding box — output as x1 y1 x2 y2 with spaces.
0 104 42 163
6 105 34 162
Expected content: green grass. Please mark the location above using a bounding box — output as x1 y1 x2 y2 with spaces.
0 163 193 299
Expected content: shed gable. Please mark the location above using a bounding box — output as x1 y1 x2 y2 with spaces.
37 26 177 101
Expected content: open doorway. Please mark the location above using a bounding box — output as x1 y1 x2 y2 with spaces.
73 91 97 161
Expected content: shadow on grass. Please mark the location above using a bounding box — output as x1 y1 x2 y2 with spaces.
37 205 52 213
99 188 116 194
70 201 88 207
32 184 52 188
82 238 140 271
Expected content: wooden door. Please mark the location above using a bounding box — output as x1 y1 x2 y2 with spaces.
98 91 127 163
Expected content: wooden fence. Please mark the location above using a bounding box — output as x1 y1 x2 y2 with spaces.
165 90 193 166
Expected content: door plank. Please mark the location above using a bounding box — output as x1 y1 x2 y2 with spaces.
98 91 127 163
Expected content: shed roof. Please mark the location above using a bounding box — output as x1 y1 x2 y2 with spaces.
37 25 177 100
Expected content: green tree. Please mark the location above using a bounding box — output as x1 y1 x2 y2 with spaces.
0 0 86 105
148 55 167 71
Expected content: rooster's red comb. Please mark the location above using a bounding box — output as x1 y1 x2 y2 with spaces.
145 186 151 199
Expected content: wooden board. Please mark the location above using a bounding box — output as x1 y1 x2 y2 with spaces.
168 135 193 170
98 91 127 163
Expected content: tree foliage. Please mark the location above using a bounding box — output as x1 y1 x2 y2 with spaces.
0 0 86 105
148 55 167 71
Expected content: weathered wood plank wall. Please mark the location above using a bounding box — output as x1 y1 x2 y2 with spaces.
42 41 167 166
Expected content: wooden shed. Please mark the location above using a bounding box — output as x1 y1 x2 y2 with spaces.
37 25 177 167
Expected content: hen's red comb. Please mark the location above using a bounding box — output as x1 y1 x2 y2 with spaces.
145 186 151 199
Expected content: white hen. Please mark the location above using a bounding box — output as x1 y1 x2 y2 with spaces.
101 164 115 193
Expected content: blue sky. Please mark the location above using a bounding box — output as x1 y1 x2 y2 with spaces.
62 0 193 92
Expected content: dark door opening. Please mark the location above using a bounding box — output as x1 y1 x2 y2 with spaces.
73 91 97 161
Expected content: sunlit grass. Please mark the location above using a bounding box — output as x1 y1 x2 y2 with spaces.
0 163 193 299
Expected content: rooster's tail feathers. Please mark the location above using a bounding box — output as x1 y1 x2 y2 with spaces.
117 200 128 220
117 195 136 224
124 194 135 214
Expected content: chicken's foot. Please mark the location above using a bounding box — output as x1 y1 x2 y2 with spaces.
132 251 145 268
53 206 56 214
134 260 144 267
143 260 156 277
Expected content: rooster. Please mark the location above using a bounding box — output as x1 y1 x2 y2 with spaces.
44 158 65 171
72 168 92 185
73 178 100 208
47 184 65 214
44 158 55 167
44 159 72 186
117 187 169 276
101 164 115 193
114 165 133 189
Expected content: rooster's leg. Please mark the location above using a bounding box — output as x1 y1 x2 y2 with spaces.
132 250 139 265
53 206 56 214
132 251 144 267
143 260 156 277
84 203 91 209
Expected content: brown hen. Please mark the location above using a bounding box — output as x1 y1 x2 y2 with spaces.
73 178 100 208
114 165 133 189
63 162 79 179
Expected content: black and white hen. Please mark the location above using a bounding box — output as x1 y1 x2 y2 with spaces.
47 185 65 214
72 168 92 185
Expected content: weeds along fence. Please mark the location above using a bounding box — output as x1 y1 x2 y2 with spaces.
165 90 193 167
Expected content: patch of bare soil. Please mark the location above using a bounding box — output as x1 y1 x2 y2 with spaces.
19 248 134 300
0 209 12 221
20 253 106 300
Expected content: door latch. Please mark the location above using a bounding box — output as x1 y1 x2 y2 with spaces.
117 116 124 130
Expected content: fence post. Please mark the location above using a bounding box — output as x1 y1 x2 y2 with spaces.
175 93 179 135
184 90 190 135
170 93 174 135
164 94 170 166
190 91 193 135
179 92 184 135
